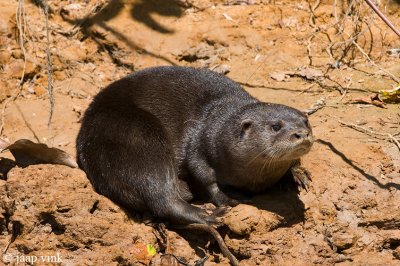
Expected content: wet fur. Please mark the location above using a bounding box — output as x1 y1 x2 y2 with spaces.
76 66 312 225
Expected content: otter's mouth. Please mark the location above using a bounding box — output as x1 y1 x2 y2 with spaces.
253 140 313 163
277 143 312 160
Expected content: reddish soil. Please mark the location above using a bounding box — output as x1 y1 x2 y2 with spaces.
1 0 400 265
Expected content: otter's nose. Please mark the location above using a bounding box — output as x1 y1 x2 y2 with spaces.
293 130 309 140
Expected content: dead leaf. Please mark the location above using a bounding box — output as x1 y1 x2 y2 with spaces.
278 17 298 28
297 67 324 80
270 71 288 82
1 139 78 168
132 242 157 265
132 243 149 261
146 244 157 256
351 93 387 108
222 13 234 21
379 85 400 103
387 48 400 57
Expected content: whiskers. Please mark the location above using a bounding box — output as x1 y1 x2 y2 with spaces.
258 147 284 176
256 144 295 177
246 147 269 167
245 142 304 178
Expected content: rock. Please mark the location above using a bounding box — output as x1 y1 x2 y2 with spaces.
151 254 182 266
355 232 375 249
0 179 8 225
179 42 213 62
177 41 228 67
224 205 261 236
5 59 40 79
331 232 357 251
57 40 88 62
318 200 337 219
60 3 86 21
0 49 11 64
224 204 283 236
0 179 13 251
380 230 400 256
257 210 284 232
2 165 157 265
34 86 47 96
0 78 15 102
211 64 230 75
11 49 23 59
225 236 252 259
54 70 67 81
167 231 196 261
334 254 351 263
33 75 48 96
394 246 400 260
359 210 400 230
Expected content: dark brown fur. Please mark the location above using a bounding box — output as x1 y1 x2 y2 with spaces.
76 66 313 225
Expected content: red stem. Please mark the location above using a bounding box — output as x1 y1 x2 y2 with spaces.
364 0 400 38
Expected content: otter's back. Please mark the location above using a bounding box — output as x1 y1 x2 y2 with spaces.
87 66 254 143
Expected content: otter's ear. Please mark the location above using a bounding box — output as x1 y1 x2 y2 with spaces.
240 119 252 139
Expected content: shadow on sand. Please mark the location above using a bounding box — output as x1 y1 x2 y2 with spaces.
317 139 400 190
31 0 190 67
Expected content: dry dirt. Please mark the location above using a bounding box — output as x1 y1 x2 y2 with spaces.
1 0 400 265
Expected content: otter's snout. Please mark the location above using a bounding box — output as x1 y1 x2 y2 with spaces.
293 130 309 139
293 129 312 140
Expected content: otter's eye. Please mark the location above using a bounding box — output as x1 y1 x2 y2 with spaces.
271 124 281 132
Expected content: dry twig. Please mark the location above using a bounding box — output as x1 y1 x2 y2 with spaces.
364 0 400 38
339 120 400 152
350 38 400 83
16 0 27 87
0 0 27 136
303 97 326 115
43 0 54 129
306 0 321 65
338 77 352 103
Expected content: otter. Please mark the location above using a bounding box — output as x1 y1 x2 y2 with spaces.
76 66 313 262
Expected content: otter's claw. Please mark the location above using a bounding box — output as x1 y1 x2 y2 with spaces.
290 164 312 191
198 204 230 227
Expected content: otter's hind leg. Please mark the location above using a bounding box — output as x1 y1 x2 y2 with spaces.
78 108 213 225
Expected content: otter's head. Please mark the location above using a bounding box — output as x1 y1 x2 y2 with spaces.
227 103 313 164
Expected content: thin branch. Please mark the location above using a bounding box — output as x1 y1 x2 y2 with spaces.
303 97 327 115
16 0 27 86
338 77 352 103
365 0 400 38
351 39 400 83
43 0 54 129
339 120 400 152
1 0 27 136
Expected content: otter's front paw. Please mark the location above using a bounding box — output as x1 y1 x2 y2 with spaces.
212 191 240 207
290 164 312 191
198 205 230 227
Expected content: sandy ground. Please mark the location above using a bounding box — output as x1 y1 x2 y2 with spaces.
1 0 400 265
